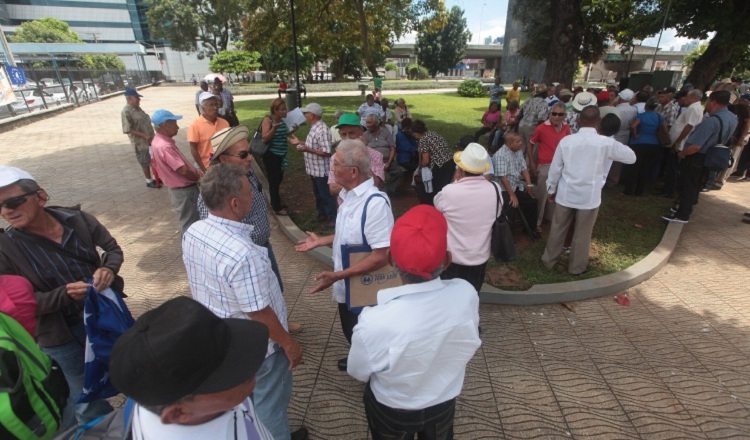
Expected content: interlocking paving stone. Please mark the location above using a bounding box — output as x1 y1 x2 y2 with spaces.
1 85 749 438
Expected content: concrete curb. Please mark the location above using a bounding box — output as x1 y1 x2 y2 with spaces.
252 141 684 306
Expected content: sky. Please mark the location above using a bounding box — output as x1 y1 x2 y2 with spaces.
398 0 703 51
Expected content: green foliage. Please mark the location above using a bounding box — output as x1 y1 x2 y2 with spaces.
146 0 243 55
79 54 126 70
683 44 707 72
261 44 316 76
209 50 262 75
457 79 485 97
9 17 83 43
416 6 471 78
406 64 429 80
384 62 399 72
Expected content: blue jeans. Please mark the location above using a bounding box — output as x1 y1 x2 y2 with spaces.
251 349 292 440
41 322 113 430
263 242 283 292
311 176 337 219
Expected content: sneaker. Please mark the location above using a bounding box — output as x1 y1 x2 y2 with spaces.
700 187 711 193
146 181 159 188
662 214 688 224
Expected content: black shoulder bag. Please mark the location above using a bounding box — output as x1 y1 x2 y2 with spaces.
490 182 517 262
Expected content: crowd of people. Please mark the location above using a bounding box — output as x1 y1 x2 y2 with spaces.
1 74 748 439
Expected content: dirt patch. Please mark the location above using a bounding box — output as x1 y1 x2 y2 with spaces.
486 265 532 290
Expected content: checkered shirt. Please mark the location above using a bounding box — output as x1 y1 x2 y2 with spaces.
303 120 332 177
657 101 679 127
492 145 528 191
218 89 234 116
183 214 287 357
197 170 271 246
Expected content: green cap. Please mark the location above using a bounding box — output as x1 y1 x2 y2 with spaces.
337 113 362 127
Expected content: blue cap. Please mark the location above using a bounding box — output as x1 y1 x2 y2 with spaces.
124 88 143 97
152 109 183 126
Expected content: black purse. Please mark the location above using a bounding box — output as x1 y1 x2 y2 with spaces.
490 182 517 262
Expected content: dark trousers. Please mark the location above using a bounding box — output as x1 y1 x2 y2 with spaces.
675 153 705 221
263 152 285 211
416 160 455 206
474 126 494 141
502 189 538 236
622 144 661 196
734 144 750 177
441 261 486 293
311 176 337 219
364 382 456 440
662 149 680 196
338 302 360 344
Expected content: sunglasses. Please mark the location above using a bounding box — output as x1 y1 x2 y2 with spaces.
0 191 37 210
225 149 252 159
550 112 566 116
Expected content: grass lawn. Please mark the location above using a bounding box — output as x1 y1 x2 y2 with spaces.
235 92 671 289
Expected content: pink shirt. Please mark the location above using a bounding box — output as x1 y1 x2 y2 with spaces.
482 110 502 127
151 133 199 188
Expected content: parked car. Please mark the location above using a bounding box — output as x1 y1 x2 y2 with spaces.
10 87 63 113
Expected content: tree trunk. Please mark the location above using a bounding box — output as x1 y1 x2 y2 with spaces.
353 0 379 77
542 0 583 87
685 30 736 92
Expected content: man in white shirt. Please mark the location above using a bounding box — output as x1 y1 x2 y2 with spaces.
295 140 394 372
182 164 307 440
664 89 704 197
110 297 275 440
542 106 636 275
608 88 638 187
435 143 500 291
357 94 385 126
348 204 481 439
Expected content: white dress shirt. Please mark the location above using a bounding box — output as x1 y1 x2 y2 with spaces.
547 127 636 210
348 278 481 410
132 398 273 440
669 101 704 151
183 215 288 356
332 178 394 303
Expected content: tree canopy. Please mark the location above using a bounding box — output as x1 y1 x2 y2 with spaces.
208 50 262 75
416 6 471 78
9 17 83 43
146 0 243 56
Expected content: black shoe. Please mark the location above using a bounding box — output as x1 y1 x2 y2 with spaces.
570 269 589 276
337 357 348 371
146 181 159 188
662 214 688 224
744 212 750 218
291 427 309 440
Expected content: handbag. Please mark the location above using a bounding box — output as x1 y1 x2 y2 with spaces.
490 182 517 262
340 194 401 311
250 117 270 155
704 115 733 170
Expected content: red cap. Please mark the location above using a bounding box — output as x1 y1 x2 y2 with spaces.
390 205 448 278
596 90 611 102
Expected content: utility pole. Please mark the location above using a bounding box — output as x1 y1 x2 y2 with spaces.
0 24 17 66
650 0 672 72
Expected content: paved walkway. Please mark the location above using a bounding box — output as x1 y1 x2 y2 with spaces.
1 85 748 439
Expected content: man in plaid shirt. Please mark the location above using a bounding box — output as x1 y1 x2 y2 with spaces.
290 103 337 222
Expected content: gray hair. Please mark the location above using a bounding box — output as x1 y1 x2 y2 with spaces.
15 179 41 193
551 102 566 113
336 140 370 176
200 163 246 211
333 109 345 119
687 89 703 100
365 114 380 124
393 261 445 284
140 394 195 416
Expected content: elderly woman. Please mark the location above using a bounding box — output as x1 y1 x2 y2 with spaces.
624 97 667 196
261 98 296 215
411 119 454 205
394 98 411 128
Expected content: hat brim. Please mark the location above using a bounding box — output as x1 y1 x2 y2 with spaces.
192 318 269 396
453 150 490 174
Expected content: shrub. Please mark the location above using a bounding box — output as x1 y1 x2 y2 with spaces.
406 64 430 80
384 62 398 72
458 79 485 97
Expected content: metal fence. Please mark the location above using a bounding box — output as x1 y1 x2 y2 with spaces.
1 67 166 120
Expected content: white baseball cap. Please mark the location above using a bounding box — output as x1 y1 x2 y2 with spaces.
0 166 35 188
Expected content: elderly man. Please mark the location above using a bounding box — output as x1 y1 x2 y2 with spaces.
364 114 404 194
188 92 229 171
213 78 238 127
0 166 118 428
490 76 505 106
664 90 738 224
529 102 571 229
150 109 202 236
519 84 550 154
121 88 158 188
663 89 704 197
434 143 497 291
184 164 307 440
296 140 394 372
493 131 538 237
542 107 636 275
357 94 385 126
289 103 337 223
328 113 385 196
656 88 679 128
110 297 275 439
194 80 208 115
348 205 481 440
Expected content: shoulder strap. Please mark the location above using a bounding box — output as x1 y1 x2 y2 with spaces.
8 228 99 268
710 114 724 145
490 181 501 219
360 193 391 248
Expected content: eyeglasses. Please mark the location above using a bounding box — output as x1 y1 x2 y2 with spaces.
551 112 566 116
225 149 252 159
0 191 37 210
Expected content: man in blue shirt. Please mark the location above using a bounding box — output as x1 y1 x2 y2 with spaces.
664 90 737 223
489 76 505 106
